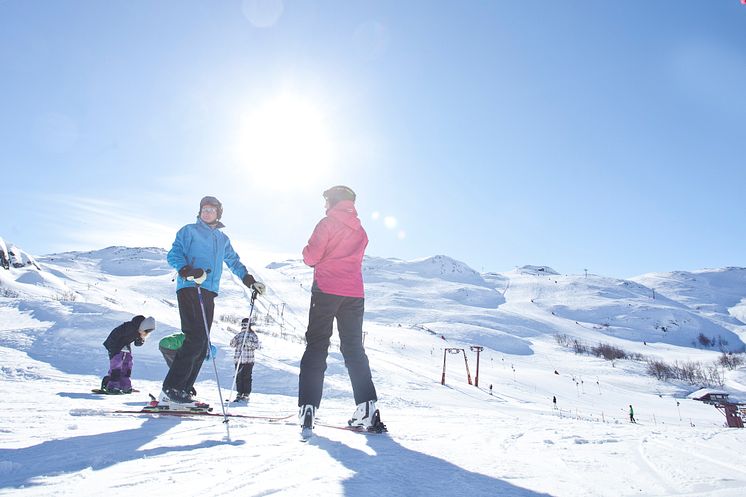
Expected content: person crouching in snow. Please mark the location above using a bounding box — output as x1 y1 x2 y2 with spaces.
158 332 217 397
102 315 155 393
230 317 261 402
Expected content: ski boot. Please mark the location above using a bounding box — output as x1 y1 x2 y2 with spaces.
157 388 211 411
299 404 316 439
348 400 387 433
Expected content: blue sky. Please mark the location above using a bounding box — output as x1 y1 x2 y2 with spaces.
1 0 744 278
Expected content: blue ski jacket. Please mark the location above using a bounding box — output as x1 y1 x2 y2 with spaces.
167 217 248 294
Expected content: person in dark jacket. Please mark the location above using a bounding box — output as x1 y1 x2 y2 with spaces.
297 186 385 434
102 315 155 393
161 195 266 406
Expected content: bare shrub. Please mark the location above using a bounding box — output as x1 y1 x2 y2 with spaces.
673 361 703 384
52 290 77 302
644 358 722 386
572 339 589 355
0 287 20 298
646 359 673 381
704 365 724 388
591 343 627 361
718 353 745 370
554 333 571 347
219 313 243 325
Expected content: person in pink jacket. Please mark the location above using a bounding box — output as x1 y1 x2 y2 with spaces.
298 186 386 435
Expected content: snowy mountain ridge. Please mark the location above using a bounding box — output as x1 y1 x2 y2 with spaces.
2 242 745 356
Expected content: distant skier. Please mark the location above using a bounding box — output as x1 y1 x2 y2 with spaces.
553 395 557 409
160 196 266 406
158 332 217 397
102 315 155 393
629 404 637 423
229 317 261 402
297 186 386 435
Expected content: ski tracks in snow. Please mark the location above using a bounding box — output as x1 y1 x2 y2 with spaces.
635 434 746 496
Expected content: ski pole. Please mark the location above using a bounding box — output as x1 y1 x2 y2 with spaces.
195 283 231 436
227 289 259 405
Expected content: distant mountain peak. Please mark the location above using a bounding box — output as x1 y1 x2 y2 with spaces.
367 254 486 285
517 265 559 276
0 235 40 270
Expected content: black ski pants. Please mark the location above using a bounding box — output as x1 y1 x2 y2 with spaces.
162 286 215 393
235 362 254 395
298 290 377 408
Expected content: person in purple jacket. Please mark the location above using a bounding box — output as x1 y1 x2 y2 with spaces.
297 186 385 434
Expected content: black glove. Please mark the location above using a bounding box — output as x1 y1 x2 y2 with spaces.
134 338 144 347
242 274 266 295
179 266 206 284
242 274 257 287
179 265 204 279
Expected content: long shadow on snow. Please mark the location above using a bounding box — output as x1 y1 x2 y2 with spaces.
0 416 243 489
311 434 555 497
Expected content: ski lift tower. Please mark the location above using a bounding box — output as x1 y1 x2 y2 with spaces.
470 345 484 387
690 388 746 428
441 348 473 386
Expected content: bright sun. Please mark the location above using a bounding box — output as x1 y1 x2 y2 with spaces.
235 93 335 190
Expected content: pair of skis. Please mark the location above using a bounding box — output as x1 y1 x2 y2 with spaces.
91 388 140 395
108 393 388 435
116 404 294 422
117 406 386 434
112 393 293 421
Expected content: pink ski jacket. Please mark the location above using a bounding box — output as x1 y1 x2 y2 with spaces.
302 200 368 298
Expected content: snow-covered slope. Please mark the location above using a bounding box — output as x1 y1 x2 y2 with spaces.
634 268 746 341
2 244 746 497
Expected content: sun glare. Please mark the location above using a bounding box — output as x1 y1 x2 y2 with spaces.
235 93 335 190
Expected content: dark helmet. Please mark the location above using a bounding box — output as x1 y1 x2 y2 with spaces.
240 316 257 331
323 185 356 207
199 196 223 220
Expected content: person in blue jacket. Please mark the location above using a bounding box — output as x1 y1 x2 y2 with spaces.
160 195 266 405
